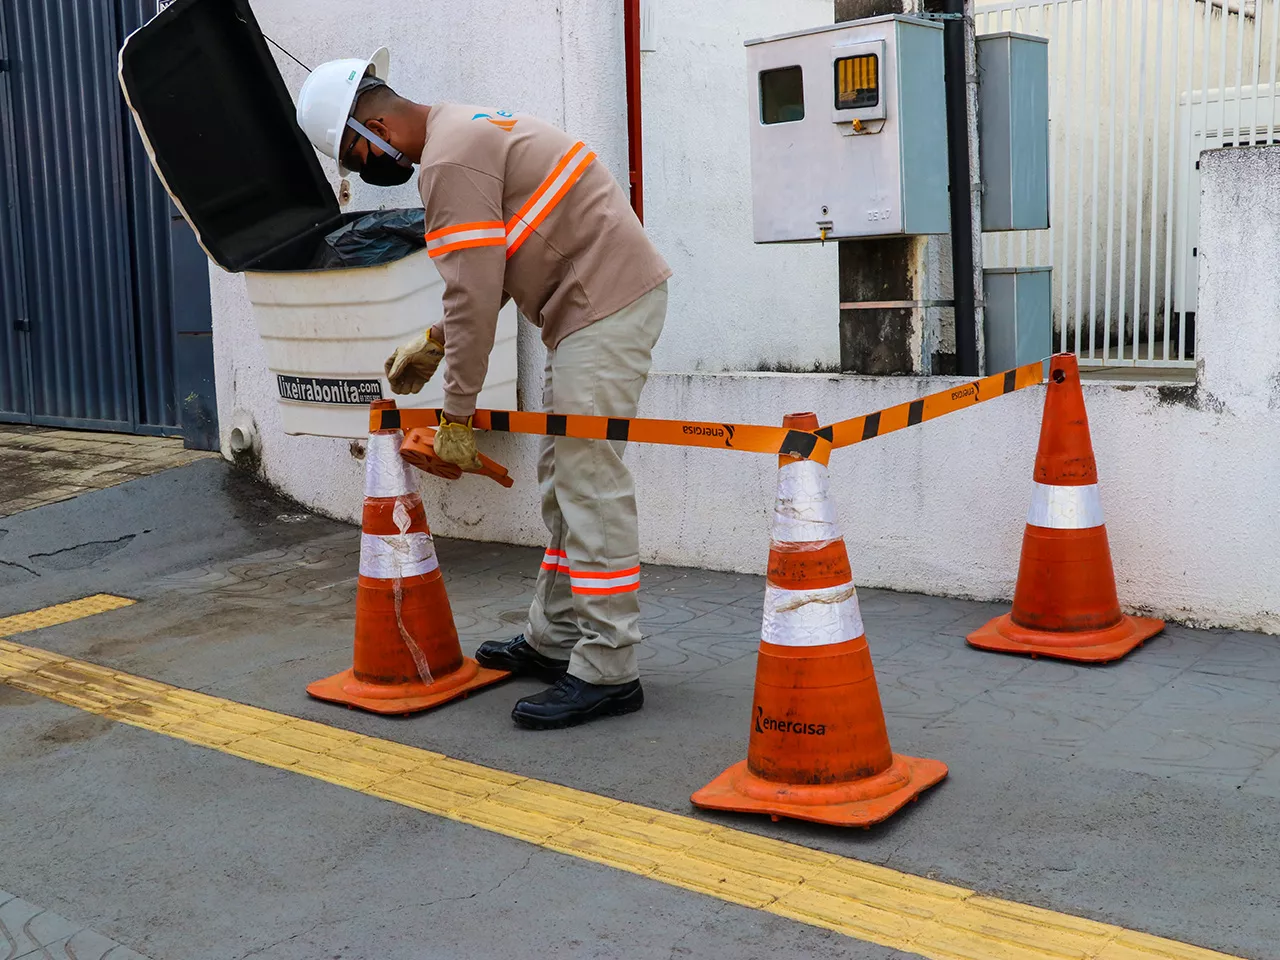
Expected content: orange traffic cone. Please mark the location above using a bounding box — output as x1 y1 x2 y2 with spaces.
691 413 947 828
307 402 509 714
967 354 1164 662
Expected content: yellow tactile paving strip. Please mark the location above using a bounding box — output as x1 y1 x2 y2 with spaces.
0 596 1242 960
0 594 136 637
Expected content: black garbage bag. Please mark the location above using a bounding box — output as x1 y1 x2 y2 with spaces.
312 208 426 269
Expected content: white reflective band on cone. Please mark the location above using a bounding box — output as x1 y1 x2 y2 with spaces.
365 432 415 499
772 460 840 544
359 532 440 579
1026 482 1106 529
761 582 865 647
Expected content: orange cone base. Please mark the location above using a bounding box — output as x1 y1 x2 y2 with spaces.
306 657 510 715
967 612 1165 663
691 753 948 828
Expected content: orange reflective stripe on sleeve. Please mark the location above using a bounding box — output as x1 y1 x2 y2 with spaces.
426 143 602 261
424 220 507 258
506 141 596 257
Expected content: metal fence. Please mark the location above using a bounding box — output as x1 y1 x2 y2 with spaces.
976 0 1280 368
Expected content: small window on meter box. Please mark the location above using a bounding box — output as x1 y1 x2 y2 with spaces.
834 53 879 110
760 66 804 124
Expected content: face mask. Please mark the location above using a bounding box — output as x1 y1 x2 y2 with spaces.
359 151 414 186
345 117 414 187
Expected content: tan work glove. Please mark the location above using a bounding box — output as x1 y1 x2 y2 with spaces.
385 331 445 395
433 418 482 470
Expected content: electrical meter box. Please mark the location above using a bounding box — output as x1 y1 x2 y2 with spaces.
976 32 1050 232
118 0 518 440
745 16 950 244
983 267 1051 370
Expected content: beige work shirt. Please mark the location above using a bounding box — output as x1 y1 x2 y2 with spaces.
419 103 671 418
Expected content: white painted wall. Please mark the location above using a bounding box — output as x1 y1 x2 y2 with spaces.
641 0 840 373
220 331 1280 635
210 0 1280 633
1197 145 1280 417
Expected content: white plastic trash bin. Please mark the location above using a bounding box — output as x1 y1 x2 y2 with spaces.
245 250 517 438
118 0 517 440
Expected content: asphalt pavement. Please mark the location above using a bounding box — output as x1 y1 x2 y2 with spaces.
1 459 1276 959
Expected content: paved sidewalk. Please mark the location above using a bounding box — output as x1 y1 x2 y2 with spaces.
0 460 1276 959
0 426 216 518
0 891 149 960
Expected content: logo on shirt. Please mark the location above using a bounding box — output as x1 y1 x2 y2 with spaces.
473 110 517 131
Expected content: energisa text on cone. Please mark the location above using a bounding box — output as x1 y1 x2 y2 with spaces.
691 412 947 828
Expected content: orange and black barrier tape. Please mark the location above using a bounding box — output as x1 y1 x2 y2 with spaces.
372 358 1048 464
818 359 1045 450
374 406 835 465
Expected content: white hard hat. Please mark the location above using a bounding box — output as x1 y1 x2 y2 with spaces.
296 47 390 176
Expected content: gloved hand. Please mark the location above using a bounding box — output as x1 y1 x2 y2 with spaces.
384 331 445 395
433 417 482 470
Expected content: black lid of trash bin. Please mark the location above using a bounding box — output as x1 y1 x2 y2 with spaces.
118 0 341 272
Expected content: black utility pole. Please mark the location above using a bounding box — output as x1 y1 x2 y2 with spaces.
939 0 979 376
835 0 925 376
836 0 980 376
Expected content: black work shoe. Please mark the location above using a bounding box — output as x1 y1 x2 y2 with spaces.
476 634 570 684
511 674 644 730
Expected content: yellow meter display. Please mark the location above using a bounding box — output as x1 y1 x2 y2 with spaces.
834 54 879 110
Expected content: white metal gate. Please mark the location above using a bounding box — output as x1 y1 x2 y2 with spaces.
976 0 1280 368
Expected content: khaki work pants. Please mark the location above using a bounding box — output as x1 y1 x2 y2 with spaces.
526 281 667 684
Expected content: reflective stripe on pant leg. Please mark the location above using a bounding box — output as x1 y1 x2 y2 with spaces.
527 351 579 659
553 283 667 685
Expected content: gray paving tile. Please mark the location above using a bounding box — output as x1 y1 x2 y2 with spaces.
858 589 979 629
1079 673 1280 788
913 653 1188 757
17 931 96 960
663 605 764 638
638 629 753 677
667 649 761 698
0 898 81 958
1119 622 1228 670
12 929 150 960
1188 630 1280 682
874 631 1006 668
99 947 149 960
880 661 1025 726
65 928 125 960
1021 655 1190 698
1241 750 1280 799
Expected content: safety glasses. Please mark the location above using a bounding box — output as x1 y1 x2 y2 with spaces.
341 116 403 172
